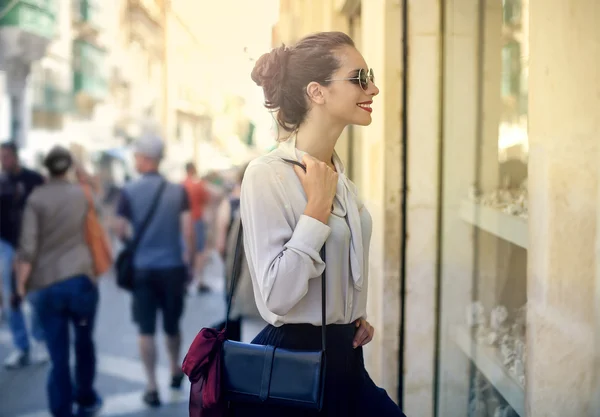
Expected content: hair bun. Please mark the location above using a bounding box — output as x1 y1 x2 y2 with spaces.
251 45 290 109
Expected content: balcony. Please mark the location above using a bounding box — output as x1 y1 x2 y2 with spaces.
32 82 72 113
0 0 57 39
72 40 107 105
72 0 102 36
30 81 70 130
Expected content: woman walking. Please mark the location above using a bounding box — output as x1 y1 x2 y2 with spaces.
16 147 102 417
232 32 406 416
213 164 261 341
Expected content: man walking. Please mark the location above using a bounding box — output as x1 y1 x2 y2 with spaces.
182 162 211 294
114 134 194 407
0 142 48 369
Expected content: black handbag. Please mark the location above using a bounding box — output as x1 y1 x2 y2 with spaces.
221 161 328 411
115 179 166 291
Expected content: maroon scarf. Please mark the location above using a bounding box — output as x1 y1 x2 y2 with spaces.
182 327 227 417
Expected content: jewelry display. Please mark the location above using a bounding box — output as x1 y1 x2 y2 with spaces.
493 405 519 417
469 397 487 417
467 179 528 219
465 302 527 388
469 372 491 417
466 301 486 328
469 371 520 417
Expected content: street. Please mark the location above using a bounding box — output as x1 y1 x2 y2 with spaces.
0 253 263 417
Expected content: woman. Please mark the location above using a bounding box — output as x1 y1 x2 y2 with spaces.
215 166 245 259
213 164 261 341
16 146 102 417
234 32 405 416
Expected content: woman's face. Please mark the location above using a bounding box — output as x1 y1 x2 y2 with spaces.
322 46 380 127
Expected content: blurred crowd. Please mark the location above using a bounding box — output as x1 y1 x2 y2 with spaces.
0 135 257 416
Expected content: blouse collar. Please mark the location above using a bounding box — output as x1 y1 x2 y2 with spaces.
277 133 365 291
277 132 345 174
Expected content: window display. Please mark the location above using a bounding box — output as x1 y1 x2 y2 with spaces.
436 1 529 416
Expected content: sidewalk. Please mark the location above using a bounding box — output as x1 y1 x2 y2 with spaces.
0 251 264 417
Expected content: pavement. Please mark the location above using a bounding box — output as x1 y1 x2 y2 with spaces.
0 252 265 417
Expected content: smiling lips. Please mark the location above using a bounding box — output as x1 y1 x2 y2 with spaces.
357 101 373 113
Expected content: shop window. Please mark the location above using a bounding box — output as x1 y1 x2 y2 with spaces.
501 41 520 99
436 1 529 416
502 0 521 26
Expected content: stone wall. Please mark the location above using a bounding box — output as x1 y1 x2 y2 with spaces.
527 0 599 414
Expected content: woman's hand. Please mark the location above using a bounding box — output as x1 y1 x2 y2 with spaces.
293 154 338 224
353 318 375 348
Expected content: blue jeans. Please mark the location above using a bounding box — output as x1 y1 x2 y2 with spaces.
32 275 99 417
0 239 44 351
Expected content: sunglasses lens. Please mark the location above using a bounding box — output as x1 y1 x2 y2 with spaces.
359 69 368 91
369 69 375 85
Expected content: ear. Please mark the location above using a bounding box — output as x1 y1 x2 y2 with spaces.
306 81 326 105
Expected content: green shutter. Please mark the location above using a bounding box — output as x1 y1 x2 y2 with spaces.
0 0 57 39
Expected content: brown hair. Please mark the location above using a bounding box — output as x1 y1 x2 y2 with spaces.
251 31 355 133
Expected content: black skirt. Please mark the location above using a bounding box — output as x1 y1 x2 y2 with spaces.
228 323 405 417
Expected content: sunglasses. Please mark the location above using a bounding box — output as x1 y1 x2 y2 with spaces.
326 68 375 91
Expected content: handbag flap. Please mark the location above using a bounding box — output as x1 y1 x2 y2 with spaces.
222 340 324 407
222 340 269 397
268 347 324 405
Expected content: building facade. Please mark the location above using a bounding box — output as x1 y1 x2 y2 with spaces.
0 0 172 176
162 0 213 179
0 0 60 149
0 0 120 167
274 1 600 417
0 0 275 179
164 0 281 178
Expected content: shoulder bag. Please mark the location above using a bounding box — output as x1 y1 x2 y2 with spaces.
221 159 327 410
81 183 113 277
115 179 167 291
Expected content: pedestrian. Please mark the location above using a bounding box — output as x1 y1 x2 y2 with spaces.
215 165 245 259
0 141 48 369
198 170 228 285
15 146 103 417
231 32 406 416
182 162 211 294
213 163 261 341
113 134 194 407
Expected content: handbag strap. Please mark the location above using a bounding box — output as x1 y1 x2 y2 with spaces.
130 178 167 251
81 182 94 210
225 159 327 352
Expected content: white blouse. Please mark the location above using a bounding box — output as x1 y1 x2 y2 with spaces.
240 135 372 327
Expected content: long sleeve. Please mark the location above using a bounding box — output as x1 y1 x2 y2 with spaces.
241 162 331 316
18 198 39 263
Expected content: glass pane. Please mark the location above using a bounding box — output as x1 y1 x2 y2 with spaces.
437 1 529 416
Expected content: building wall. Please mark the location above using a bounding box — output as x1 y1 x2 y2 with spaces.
17 0 169 169
165 0 279 177
359 0 403 400
123 0 166 135
527 0 599 414
402 0 440 415
25 0 116 163
163 6 207 177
